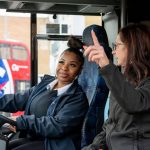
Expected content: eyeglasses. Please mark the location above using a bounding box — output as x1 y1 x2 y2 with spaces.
112 42 124 50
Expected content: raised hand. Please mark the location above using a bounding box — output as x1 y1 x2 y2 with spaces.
83 30 110 68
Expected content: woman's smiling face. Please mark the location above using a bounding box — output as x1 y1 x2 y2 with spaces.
56 51 82 86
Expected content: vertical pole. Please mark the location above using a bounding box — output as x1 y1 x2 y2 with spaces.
30 13 37 86
121 0 127 27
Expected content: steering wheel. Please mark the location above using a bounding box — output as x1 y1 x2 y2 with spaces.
0 114 17 128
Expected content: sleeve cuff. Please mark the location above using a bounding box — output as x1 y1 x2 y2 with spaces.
100 61 116 76
16 115 27 130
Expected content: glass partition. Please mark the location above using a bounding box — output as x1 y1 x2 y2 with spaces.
0 9 31 117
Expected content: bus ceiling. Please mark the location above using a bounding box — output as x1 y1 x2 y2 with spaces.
0 0 120 15
0 0 149 23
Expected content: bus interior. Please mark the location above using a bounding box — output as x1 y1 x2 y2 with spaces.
0 0 149 86
0 0 150 148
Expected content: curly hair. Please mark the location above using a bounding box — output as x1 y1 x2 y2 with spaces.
62 36 84 66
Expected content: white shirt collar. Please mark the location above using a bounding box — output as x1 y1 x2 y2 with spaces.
47 79 73 96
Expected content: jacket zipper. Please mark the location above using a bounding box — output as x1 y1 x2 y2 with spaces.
106 104 118 150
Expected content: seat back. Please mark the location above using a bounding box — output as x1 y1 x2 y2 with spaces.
78 57 109 147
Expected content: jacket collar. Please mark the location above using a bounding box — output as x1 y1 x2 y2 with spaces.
42 75 79 96
47 79 73 96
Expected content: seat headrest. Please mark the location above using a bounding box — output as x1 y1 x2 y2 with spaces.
83 24 109 46
82 24 113 61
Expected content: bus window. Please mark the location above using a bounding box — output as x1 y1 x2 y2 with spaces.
0 40 30 117
37 14 102 78
0 40 30 96
0 43 11 59
15 80 30 93
12 45 28 61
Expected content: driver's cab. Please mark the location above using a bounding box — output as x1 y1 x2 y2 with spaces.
0 0 150 150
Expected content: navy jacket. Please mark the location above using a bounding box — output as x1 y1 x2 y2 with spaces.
0 75 89 150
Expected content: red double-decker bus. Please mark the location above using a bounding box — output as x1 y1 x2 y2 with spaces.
0 40 30 116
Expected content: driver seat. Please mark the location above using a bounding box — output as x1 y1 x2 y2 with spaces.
78 57 109 148
78 24 113 148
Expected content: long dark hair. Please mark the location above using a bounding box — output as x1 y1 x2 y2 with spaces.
120 23 150 85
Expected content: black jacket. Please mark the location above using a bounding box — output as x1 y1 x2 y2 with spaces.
82 63 150 150
0 75 89 150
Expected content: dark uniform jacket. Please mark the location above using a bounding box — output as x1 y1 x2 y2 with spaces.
0 75 88 150
82 63 150 150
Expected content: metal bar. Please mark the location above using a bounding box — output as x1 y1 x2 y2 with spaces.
36 34 82 41
7 9 102 16
121 0 126 27
30 13 38 86
1 0 119 5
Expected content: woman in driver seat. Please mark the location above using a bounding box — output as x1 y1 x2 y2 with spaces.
0 36 88 150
